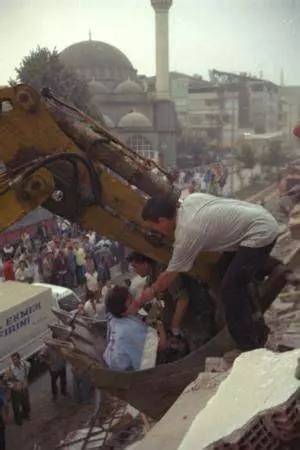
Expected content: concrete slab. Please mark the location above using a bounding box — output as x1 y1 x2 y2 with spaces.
179 349 300 450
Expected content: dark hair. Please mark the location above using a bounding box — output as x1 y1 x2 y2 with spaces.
11 352 20 359
105 286 129 318
127 251 154 265
124 279 131 288
142 195 178 223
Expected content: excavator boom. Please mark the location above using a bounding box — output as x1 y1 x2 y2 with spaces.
0 83 218 281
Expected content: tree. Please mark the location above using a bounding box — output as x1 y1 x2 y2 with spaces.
13 46 90 110
236 143 256 170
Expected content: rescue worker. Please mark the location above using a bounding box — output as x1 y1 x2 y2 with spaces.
127 252 215 354
127 252 188 338
139 193 279 351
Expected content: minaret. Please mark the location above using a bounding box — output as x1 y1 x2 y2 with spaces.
151 0 173 100
280 68 285 87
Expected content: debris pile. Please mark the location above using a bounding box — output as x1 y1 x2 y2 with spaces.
179 349 300 450
265 291 300 352
289 204 300 239
130 350 300 450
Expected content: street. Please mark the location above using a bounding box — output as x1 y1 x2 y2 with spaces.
6 367 95 450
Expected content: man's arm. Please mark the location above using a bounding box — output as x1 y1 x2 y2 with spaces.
138 270 178 304
153 271 178 293
138 223 204 307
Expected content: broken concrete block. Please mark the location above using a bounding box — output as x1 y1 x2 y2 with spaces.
179 348 300 450
289 205 300 239
222 349 242 366
285 322 300 334
204 357 230 373
279 334 300 349
270 299 296 316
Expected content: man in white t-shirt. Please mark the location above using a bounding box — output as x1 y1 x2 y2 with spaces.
138 193 280 351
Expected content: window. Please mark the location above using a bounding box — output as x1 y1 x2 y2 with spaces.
222 114 231 124
189 114 203 126
0 100 13 112
205 99 219 106
127 135 157 160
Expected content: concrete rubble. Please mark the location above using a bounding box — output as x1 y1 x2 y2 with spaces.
131 349 300 450
204 357 231 373
179 349 300 450
265 293 300 352
289 204 300 240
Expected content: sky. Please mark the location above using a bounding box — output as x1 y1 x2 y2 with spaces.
0 0 299 86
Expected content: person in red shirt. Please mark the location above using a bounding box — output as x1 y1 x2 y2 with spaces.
3 257 15 281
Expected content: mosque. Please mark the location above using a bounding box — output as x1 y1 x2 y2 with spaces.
60 0 177 167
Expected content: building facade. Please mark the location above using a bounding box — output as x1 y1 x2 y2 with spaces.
60 0 178 167
167 70 282 153
279 86 300 150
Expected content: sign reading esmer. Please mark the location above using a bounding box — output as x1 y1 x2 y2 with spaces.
0 282 53 373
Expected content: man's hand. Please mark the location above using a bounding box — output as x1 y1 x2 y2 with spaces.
139 271 179 305
139 286 155 304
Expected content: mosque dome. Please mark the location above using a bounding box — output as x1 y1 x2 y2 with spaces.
88 79 109 95
60 40 136 84
114 79 143 94
118 111 152 128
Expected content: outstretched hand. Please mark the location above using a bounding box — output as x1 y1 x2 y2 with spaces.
138 286 155 305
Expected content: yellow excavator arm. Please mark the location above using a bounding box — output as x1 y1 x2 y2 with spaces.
0 85 289 420
0 84 219 281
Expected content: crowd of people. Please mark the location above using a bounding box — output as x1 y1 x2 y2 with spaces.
0 219 131 448
0 220 127 297
176 161 229 196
